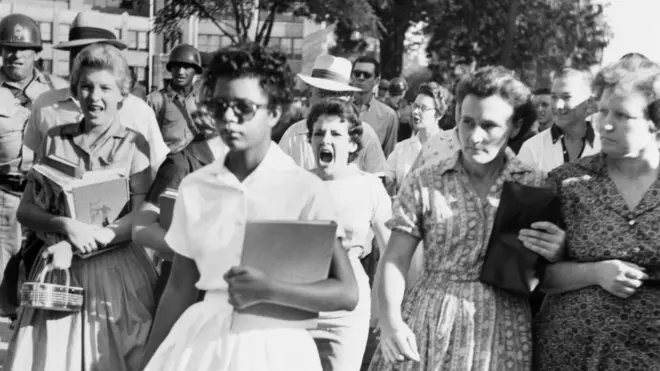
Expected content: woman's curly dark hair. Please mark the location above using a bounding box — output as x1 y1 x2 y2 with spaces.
418 82 452 118
202 43 295 114
306 99 363 163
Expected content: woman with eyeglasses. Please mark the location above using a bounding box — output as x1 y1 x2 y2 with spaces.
143 44 358 371
305 98 392 371
384 82 451 195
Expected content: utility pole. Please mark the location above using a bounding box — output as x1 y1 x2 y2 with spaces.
147 0 155 89
248 0 260 41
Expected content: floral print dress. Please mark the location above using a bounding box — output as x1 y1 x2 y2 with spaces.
534 154 660 370
369 150 546 371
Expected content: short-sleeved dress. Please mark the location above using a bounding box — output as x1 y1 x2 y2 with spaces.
4 120 158 371
534 154 660 370
140 137 225 366
369 150 546 371
144 143 339 371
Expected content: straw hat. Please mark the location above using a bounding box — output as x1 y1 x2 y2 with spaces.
55 11 127 50
297 55 361 92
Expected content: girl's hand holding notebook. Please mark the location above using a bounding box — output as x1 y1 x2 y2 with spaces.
224 266 271 310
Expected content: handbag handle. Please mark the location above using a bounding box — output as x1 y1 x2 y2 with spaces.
37 264 71 287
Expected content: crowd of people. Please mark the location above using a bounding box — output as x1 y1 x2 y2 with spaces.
0 8 658 371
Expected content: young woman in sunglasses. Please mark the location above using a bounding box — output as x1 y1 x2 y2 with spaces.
142 44 358 371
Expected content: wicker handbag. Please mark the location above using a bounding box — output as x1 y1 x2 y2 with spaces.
20 263 84 312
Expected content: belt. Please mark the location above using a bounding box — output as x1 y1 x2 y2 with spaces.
0 173 26 195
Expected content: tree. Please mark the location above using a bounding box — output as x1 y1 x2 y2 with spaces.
149 0 381 47
426 0 611 88
330 0 442 78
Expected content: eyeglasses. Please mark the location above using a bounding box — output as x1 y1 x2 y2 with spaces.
207 98 268 121
412 103 435 112
352 70 374 79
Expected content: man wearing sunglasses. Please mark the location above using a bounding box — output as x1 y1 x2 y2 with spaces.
279 54 386 175
351 56 399 157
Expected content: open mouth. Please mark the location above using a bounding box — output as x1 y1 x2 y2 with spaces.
318 148 334 165
87 104 104 114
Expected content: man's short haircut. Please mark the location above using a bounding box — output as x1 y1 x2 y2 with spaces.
553 67 593 91
353 56 381 78
455 66 531 117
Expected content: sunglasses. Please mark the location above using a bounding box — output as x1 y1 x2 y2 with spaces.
207 98 268 121
352 70 374 79
412 103 435 112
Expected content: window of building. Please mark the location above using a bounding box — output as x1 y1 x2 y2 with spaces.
265 37 300 58
198 34 223 52
115 28 122 40
197 34 210 52
127 30 138 50
269 37 281 51
137 31 148 51
39 59 53 74
134 66 146 83
55 59 69 77
40 22 53 43
58 24 70 43
279 38 293 55
209 35 221 51
292 38 303 59
220 36 232 47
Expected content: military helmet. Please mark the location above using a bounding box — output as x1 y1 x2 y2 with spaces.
0 14 42 51
378 79 390 91
167 44 202 74
389 77 408 96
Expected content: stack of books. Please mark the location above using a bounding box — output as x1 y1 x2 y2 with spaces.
32 154 130 255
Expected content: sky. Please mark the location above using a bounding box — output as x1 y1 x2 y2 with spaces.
600 0 660 65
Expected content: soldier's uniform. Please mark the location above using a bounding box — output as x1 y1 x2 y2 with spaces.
148 44 203 153
0 14 67 312
386 77 413 142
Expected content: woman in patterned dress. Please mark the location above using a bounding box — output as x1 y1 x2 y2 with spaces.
4 44 157 371
534 54 660 370
368 66 565 371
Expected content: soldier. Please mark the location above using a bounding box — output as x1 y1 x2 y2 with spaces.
0 13 68 315
377 79 389 102
386 77 414 142
148 44 203 152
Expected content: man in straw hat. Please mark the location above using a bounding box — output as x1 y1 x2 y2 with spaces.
279 54 386 174
0 14 68 318
22 10 169 177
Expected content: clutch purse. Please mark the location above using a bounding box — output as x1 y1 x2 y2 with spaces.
479 181 562 297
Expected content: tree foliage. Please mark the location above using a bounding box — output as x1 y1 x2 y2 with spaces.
149 0 380 47
330 0 441 78
426 0 612 88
